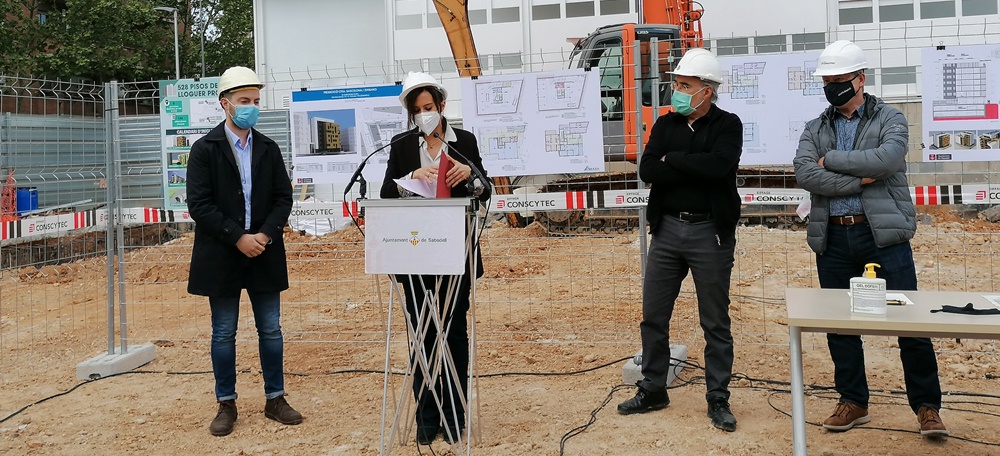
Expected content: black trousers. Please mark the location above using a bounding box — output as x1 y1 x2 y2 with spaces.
639 215 736 402
399 274 471 431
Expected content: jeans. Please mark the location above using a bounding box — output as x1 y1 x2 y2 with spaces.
639 215 735 402
399 274 470 432
210 290 285 401
816 222 941 413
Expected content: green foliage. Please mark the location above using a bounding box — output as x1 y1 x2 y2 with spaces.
0 0 254 82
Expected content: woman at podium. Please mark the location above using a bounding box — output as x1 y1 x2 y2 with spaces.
379 71 491 445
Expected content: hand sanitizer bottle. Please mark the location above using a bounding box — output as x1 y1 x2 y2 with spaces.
850 263 887 317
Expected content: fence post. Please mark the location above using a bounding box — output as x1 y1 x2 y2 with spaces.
103 82 118 355
109 81 129 354
635 39 649 278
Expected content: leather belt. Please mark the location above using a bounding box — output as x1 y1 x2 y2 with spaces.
666 211 713 223
829 215 866 225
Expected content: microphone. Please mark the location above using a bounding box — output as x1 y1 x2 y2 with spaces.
344 129 417 200
432 131 492 200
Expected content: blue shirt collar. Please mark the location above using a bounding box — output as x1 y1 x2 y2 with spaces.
224 123 253 150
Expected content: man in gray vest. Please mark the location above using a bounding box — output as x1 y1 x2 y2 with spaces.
793 41 947 438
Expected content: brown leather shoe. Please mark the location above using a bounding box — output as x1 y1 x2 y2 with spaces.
264 394 303 425
918 406 949 438
209 400 237 436
822 402 870 431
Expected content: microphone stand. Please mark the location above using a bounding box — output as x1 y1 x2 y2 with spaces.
344 129 417 219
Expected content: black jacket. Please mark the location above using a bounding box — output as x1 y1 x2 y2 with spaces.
638 104 743 238
186 122 293 297
380 126 490 278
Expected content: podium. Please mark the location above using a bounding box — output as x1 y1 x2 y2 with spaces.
361 198 481 455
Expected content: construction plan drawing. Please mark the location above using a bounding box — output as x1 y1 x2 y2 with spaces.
476 79 524 115
462 68 604 176
716 52 827 165
289 84 404 186
922 44 1000 162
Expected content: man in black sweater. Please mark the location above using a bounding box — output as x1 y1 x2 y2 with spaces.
617 49 744 433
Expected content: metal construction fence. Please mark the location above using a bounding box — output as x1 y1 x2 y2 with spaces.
2 23 1000 413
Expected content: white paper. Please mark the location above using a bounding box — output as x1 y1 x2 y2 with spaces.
982 295 1000 310
393 178 436 199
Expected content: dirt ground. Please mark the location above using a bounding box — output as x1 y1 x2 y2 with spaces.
2 210 1000 455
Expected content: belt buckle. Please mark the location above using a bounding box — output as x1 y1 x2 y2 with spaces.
679 211 694 222
843 215 856 225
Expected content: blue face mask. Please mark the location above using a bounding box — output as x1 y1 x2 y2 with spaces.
228 104 259 129
671 85 707 116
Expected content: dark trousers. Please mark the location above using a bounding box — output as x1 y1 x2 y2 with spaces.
639 215 735 402
816 222 942 413
209 290 285 401
399 274 470 432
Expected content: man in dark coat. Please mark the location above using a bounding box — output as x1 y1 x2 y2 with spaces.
186 66 300 436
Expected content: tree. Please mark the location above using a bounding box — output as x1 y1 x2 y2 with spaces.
0 1 54 76
192 0 254 77
1 0 254 82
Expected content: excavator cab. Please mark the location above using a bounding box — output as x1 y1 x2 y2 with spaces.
568 24 682 162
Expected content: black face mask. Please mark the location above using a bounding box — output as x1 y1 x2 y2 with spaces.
824 74 860 107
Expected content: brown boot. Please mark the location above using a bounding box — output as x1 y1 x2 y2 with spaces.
822 402 870 431
917 406 949 438
209 400 237 436
264 394 303 425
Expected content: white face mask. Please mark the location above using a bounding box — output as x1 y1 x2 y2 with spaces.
415 111 441 136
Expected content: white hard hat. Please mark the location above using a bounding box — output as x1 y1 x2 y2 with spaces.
670 48 724 84
217 66 263 98
399 72 448 107
813 40 868 77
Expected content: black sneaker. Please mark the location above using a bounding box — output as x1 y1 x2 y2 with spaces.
617 384 669 415
708 398 737 432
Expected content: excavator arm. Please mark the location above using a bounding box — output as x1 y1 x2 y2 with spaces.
431 0 482 77
430 0 522 226
643 0 704 50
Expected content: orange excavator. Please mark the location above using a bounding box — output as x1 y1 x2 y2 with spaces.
431 0 707 232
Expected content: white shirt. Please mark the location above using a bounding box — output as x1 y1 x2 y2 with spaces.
409 123 458 178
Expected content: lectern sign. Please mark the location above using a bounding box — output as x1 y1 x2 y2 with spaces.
363 202 466 275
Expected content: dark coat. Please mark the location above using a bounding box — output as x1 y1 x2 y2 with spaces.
186 122 293 297
379 126 490 278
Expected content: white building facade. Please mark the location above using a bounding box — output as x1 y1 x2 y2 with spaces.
253 0 1000 107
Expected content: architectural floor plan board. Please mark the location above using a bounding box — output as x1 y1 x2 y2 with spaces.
922 44 1000 162
289 84 404 185
716 52 827 165
462 69 604 176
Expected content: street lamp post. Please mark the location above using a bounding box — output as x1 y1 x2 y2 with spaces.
154 6 180 80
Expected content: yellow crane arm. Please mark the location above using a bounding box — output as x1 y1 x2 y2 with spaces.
430 0 482 77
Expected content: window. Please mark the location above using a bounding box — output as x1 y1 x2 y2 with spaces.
493 7 520 23
395 14 422 30
840 6 874 24
755 35 786 54
495 53 523 70
716 38 749 56
600 0 631 15
533 4 561 20
920 0 956 18
587 39 625 119
38 12 48 24
566 1 595 17
962 0 998 15
882 66 917 85
880 3 915 21
469 9 487 25
792 33 826 51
